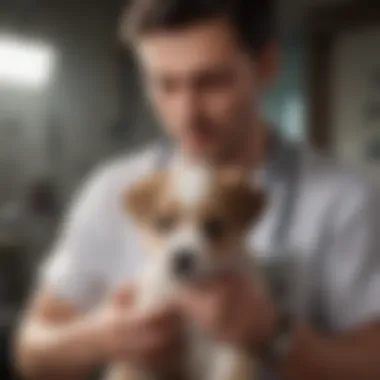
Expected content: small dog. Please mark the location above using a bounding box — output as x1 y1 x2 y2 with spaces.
106 163 267 380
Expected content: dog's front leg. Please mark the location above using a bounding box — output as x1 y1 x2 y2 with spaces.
208 344 257 380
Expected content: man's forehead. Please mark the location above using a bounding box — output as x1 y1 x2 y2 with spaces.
136 21 242 73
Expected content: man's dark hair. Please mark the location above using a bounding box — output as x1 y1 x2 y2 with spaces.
121 0 277 54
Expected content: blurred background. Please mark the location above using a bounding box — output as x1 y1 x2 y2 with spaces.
0 0 379 371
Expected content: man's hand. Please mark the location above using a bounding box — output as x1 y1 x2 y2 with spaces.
92 285 183 372
279 326 324 380
15 285 183 380
177 274 277 349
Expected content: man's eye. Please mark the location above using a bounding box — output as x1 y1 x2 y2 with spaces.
155 215 176 233
203 218 225 240
155 78 178 94
196 71 235 91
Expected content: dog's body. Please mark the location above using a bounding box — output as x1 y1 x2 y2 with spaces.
105 164 267 380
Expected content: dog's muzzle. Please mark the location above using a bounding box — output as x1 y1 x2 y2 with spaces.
171 247 199 279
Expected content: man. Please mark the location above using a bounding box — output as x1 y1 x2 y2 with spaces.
14 0 380 379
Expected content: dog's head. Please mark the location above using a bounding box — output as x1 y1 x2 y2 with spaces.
124 165 266 282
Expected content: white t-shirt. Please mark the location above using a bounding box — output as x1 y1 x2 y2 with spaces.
40 142 380 333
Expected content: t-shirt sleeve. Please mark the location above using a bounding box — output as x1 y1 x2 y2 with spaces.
39 166 114 311
321 179 380 332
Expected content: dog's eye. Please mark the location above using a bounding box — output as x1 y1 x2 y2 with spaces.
203 218 224 240
155 215 176 233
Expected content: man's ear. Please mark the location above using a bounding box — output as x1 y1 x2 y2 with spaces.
124 171 168 222
218 168 267 229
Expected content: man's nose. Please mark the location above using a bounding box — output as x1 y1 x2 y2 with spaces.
175 89 201 124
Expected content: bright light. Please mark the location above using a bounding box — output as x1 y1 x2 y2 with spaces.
0 35 56 89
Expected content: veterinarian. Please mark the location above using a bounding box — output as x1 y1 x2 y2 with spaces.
14 0 380 379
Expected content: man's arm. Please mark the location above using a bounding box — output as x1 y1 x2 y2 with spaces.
15 165 120 380
281 322 380 380
15 285 184 380
14 290 108 380
14 167 113 380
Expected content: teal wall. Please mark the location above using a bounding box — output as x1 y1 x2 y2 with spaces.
264 35 306 142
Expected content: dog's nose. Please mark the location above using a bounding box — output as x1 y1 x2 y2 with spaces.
172 249 197 278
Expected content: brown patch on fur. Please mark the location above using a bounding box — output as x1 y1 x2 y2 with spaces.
124 171 168 223
154 197 182 224
212 168 266 230
125 168 265 232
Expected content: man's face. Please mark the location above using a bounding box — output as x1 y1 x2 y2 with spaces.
136 19 276 161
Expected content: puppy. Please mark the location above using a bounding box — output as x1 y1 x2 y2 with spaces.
106 164 267 380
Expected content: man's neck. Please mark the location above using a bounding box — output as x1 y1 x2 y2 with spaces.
223 121 269 170
178 120 270 171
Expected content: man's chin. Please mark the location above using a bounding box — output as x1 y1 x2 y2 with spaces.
183 141 219 161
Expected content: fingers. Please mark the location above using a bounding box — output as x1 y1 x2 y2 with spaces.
127 337 181 372
176 273 273 345
177 274 238 323
111 283 136 308
111 305 182 362
114 321 182 371
132 304 182 336
134 317 179 351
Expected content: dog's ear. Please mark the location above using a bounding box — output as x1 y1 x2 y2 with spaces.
124 171 168 222
217 168 266 229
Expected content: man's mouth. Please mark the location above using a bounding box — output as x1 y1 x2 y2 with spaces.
187 128 216 146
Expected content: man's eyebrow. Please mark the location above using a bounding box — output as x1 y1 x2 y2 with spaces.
192 65 235 83
194 63 232 75
151 62 232 78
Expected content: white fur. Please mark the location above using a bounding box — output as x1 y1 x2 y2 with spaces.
210 345 243 380
137 225 206 313
137 255 177 314
172 164 211 209
167 225 204 253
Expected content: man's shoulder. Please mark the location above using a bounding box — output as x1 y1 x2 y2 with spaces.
107 142 162 177
89 141 163 193
65 142 165 217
